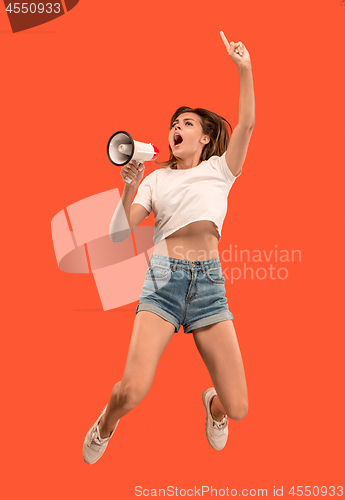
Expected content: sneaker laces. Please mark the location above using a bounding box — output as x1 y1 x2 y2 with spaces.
212 417 228 433
90 425 108 446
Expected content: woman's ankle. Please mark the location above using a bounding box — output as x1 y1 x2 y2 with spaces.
211 396 226 422
98 415 115 439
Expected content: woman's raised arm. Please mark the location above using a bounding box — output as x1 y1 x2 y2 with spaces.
220 31 255 177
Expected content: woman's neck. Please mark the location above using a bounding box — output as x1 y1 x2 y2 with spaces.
175 151 202 170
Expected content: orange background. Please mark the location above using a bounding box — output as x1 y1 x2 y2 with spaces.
1 0 344 498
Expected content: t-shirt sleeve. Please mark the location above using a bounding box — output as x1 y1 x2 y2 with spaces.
209 153 241 184
132 174 152 215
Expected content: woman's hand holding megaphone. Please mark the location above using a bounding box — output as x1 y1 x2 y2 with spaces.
120 160 145 190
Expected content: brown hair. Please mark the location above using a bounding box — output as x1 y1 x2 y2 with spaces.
157 106 232 169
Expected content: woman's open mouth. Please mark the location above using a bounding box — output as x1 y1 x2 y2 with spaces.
173 133 183 147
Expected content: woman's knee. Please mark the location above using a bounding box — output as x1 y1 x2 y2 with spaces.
112 380 148 410
227 400 248 421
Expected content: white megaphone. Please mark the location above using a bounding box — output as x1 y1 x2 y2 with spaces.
107 131 159 184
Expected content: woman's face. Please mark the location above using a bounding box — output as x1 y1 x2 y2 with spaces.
168 112 209 158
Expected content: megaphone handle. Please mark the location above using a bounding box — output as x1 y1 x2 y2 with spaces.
124 161 144 184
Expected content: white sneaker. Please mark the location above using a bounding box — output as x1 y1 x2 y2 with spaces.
202 388 228 451
83 405 119 464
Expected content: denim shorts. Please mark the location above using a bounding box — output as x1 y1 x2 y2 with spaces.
135 254 233 333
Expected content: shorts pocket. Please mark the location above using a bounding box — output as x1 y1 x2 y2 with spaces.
146 264 172 281
205 267 226 284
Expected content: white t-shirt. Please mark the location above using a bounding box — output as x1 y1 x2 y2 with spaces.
132 153 240 245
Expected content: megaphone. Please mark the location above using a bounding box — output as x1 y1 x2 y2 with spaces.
107 131 159 184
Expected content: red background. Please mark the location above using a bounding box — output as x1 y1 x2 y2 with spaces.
1 0 344 498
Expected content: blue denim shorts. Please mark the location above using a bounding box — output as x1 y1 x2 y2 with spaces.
135 254 233 333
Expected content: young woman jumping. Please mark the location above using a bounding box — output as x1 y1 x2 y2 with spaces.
83 31 255 464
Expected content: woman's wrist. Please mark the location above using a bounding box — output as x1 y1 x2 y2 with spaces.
237 60 252 72
122 183 136 195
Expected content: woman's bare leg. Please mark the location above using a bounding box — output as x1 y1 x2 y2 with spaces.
98 311 175 437
193 320 248 421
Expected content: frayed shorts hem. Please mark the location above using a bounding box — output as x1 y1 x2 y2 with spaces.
136 303 233 334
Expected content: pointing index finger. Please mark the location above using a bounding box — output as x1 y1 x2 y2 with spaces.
220 30 230 50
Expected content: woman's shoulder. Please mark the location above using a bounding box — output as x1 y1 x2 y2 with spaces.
148 165 172 180
205 153 226 167
140 166 168 188
206 153 239 183
141 168 157 183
